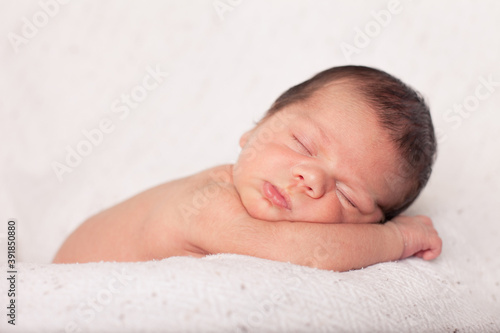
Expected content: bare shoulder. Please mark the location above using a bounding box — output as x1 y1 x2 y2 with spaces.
196 164 239 198
177 164 246 221
142 164 248 255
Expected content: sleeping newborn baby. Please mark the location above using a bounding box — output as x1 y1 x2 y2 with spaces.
53 65 442 271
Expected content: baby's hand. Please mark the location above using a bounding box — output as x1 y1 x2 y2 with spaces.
387 215 442 261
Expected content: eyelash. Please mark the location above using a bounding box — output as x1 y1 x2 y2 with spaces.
292 134 356 209
338 189 356 208
292 135 312 155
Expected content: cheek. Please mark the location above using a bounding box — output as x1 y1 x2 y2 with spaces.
233 144 268 177
238 147 259 166
294 193 343 222
317 201 342 222
254 144 293 167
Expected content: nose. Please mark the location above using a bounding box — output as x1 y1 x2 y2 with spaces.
292 164 328 199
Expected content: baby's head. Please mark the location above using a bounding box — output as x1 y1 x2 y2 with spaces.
233 65 436 223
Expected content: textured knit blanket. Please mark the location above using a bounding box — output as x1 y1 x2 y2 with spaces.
1 254 498 332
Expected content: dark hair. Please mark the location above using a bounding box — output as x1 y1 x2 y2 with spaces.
264 65 437 221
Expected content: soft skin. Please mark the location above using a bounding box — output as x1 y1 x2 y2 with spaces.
233 84 401 224
53 86 442 271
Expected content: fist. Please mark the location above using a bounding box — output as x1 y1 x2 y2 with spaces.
388 215 442 261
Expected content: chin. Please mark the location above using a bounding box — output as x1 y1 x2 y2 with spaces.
243 199 282 222
245 206 272 221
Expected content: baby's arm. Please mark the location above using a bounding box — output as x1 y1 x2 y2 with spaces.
198 214 441 271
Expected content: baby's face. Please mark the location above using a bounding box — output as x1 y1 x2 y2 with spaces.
232 84 401 224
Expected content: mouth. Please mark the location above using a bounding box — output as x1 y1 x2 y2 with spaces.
263 181 291 210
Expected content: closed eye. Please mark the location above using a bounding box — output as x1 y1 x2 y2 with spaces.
292 135 312 155
337 189 356 208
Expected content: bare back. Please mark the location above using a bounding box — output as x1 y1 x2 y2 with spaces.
53 165 246 263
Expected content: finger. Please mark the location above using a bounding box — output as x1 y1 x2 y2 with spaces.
414 250 426 258
422 246 441 260
417 215 433 226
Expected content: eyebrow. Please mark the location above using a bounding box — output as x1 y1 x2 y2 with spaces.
307 116 380 215
305 115 331 147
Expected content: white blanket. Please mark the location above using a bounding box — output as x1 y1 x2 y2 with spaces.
1 1 500 332
1 254 498 333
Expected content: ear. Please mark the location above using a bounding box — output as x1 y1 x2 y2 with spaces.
239 128 255 148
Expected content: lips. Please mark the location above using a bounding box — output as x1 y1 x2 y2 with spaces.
263 182 290 209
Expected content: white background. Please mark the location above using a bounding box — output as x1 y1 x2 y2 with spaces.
1 0 499 312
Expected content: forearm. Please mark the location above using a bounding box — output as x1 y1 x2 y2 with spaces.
200 215 405 271
274 221 405 271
